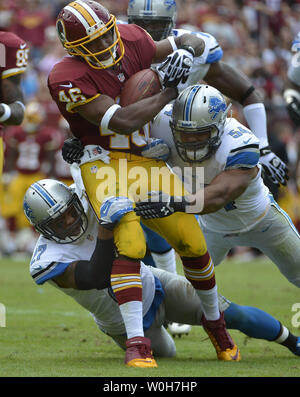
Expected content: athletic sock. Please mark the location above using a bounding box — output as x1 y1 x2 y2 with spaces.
110 258 144 339
151 248 177 274
275 324 300 353
182 254 219 321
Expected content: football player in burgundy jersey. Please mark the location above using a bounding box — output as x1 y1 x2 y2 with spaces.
0 31 28 244
48 0 240 367
0 31 28 177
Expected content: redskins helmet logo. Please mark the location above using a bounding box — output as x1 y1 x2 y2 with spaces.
56 19 67 44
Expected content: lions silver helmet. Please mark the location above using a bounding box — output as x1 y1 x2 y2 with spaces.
128 0 176 41
170 84 232 163
23 179 88 244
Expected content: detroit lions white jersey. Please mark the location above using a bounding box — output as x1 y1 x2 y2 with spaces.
151 104 270 233
29 198 156 336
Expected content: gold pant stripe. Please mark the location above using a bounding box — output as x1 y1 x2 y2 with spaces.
111 279 142 287
183 260 213 276
112 284 143 293
184 272 215 281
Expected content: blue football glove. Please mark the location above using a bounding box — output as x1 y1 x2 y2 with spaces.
141 138 170 161
100 196 134 230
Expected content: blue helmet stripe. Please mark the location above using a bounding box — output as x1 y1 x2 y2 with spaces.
32 183 56 206
184 85 201 121
145 0 152 11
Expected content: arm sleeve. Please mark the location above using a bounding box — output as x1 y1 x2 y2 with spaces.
74 237 115 290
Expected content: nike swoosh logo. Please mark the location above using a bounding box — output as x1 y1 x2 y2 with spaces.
20 43 27 49
230 348 240 360
60 82 73 88
243 138 251 144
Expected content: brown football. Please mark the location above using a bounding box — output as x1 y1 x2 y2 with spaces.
120 69 161 106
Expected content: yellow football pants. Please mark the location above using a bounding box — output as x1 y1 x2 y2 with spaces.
0 137 3 178
0 138 4 215
80 153 207 259
2 171 46 229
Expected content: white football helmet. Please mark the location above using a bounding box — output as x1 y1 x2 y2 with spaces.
170 84 231 163
127 0 176 41
23 179 88 244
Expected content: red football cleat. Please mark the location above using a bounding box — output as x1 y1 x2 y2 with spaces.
202 312 241 361
125 336 158 368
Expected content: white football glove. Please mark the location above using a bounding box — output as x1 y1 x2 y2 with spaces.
259 146 289 186
156 49 194 89
141 138 170 161
100 196 134 230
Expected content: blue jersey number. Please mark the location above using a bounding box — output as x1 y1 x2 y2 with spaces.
30 244 47 265
228 127 249 139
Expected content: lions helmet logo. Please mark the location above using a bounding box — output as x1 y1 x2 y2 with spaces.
24 201 34 222
208 97 227 120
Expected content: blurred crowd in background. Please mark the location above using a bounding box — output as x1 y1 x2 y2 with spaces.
1 0 300 259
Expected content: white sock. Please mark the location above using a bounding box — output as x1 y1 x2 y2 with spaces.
196 285 220 321
151 248 177 274
243 103 269 148
119 300 144 339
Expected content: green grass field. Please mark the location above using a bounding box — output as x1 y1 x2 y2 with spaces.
0 255 300 378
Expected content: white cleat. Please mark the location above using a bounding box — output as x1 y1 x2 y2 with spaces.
168 322 192 338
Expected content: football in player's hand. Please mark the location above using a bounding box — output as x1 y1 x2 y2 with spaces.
120 69 161 106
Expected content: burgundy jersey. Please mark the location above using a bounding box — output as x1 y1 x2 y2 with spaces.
48 24 156 155
0 31 28 135
5 126 60 174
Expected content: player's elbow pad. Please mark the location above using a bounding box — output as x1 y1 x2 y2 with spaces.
283 88 300 126
74 238 115 290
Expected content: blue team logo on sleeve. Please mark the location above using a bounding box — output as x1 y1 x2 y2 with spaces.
208 97 226 120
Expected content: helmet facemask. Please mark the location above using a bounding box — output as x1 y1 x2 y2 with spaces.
37 193 88 244
24 180 89 244
170 84 232 163
128 16 173 41
171 122 223 163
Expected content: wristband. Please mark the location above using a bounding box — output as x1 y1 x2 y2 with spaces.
100 104 121 133
0 103 11 122
240 86 255 105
